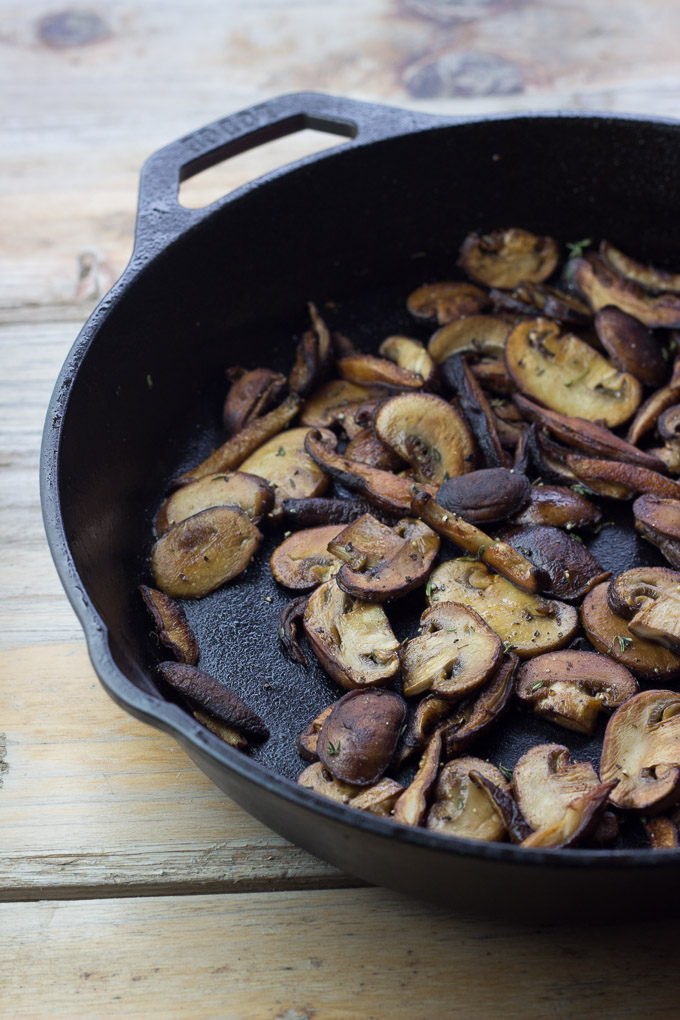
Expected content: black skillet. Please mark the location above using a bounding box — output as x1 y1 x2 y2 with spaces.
41 92 680 922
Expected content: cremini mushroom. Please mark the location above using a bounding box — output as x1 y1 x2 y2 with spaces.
435 469 529 527
344 428 406 471
157 662 269 741
459 228 560 289
644 808 680 849
406 281 489 324
280 495 381 528
491 282 591 325
400 602 502 698
634 494 680 568
155 471 274 535
288 302 333 398
302 579 400 689
566 455 680 502
270 524 345 592
192 708 249 749
498 524 611 601
441 354 508 468
296 704 334 761
298 767 403 815
392 732 442 826
238 426 330 518
600 689 680 813
316 689 406 785
515 650 637 734
438 652 518 758
593 306 667 388
607 566 680 653
278 595 309 666
378 335 438 388
299 378 386 430
222 367 287 434
505 318 642 427
512 484 603 529
150 505 262 599
337 353 425 389
427 757 509 842
572 254 680 328
138 585 199 665
427 557 579 658
428 314 510 364
600 239 680 294
627 352 680 446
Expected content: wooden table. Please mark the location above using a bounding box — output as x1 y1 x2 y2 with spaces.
4 3 680 1016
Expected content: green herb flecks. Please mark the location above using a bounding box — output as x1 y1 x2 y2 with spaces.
565 367 589 388
327 740 341 756
617 634 633 652
566 238 592 259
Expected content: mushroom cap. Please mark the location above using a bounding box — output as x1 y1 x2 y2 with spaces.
427 757 509 842
316 689 406 786
458 228 559 290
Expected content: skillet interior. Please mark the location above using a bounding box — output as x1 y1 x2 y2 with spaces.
44 104 680 920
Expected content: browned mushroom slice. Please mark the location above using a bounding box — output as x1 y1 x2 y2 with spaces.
435 469 530 525
344 428 405 472
288 302 333 398
270 524 345 592
572 254 680 328
302 579 400 690
296 705 334 761
468 771 530 843
151 506 262 599
280 496 381 528
157 662 269 740
406 281 489 325
566 455 680 501
139 585 199 665
634 494 680 568
441 354 508 469
412 491 547 594
304 428 437 515
428 314 510 364
297 762 362 805
392 732 442 826
459 228 560 290
600 689 680 813
505 318 642 427
396 694 452 765
299 378 387 429
581 582 680 682
498 524 611 601
427 757 508 841
378 336 438 388
515 650 637 734
657 404 680 474
512 484 603 529
155 471 274 536
328 514 440 602
470 358 516 396
593 307 667 388
513 744 615 848
373 393 477 485
440 652 518 758
222 367 287 435
350 778 405 816
607 566 680 653
193 709 248 750
175 393 301 486
337 353 425 390
644 807 680 848
492 282 591 325
239 427 330 518
316 689 406 785
278 595 309 666
400 602 502 699
627 353 680 446
427 558 579 659
600 240 680 295
513 393 667 473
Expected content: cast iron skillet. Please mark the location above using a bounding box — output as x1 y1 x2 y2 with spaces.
42 92 680 922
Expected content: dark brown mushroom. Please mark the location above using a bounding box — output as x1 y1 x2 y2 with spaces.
427 757 509 841
344 428 406 471
288 302 334 398
566 455 680 502
299 378 387 430
497 524 611 601
139 585 199 665
600 689 680 813
627 352 680 446
239 426 330 518
280 496 384 528
607 566 680 652
222 367 287 434
634 494 680 568
155 471 274 535
428 314 510 364
278 595 309 666
296 704 334 761
157 662 269 740
406 281 489 324
600 240 680 295
441 354 508 469
435 469 531 524
373 392 477 484
512 483 603 529
470 358 516 396
468 771 531 844
644 808 680 849
439 652 518 758
270 525 345 592
316 689 406 786
392 732 442 826
491 282 591 325
515 650 637 734
593 306 667 388
459 228 560 289
572 254 680 328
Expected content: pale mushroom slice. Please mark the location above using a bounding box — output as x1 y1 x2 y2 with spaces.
400 602 502 699
634 494 680 568
459 228 560 289
157 662 269 741
239 426 330 518
427 558 579 659
435 469 530 524
350 778 405 816
155 471 274 535
600 240 680 295
644 807 680 849
600 689 680 813
498 524 611 601
406 281 489 324
378 336 438 389
327 514 440 602
515 650 637 734
270 524 345 592
316 689 406 786
139 585 199 665
512 484 603 530
192 709 248 750
302 579 400 690
222 367 287 435
428 314 510 364
427 757 508 842
505 318 641 427
593 307 667 388
392 732 442 826
373 392 477 485
607 566 680 653
299 378 387 429
297 762 363 805
337 353 425 390
572 254 680 328
512 744 615 849
580 582 680 682
150 505 262 599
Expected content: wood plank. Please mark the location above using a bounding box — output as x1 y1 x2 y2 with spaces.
3 886 679 1020
0 642 355 899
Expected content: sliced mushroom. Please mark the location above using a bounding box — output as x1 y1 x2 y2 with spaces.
505 318 641 427
155 471 274 535
278 595 309 666
372 392 477 485
299 378 386 429
270 525 345 592
600 240 680 295
644 807 680 849
288 302 333 398
593 307 667 388
566 455 680 502
156 662 269 740
435 469 530 525
512 484 603 529
400 602 502 698
297 762 362 805
634 494 680 568
337 353 425 390
491 282 591 325
175 393 301 486
516 650 637 734
572 254 680 328
150 505 262 599
350 778 405 816
627 353 680 446
656 405 680 476
439 652 518 758
392 732 442 826
239 426 329 518
459 228 560 289
327 514 440 602
344 428 406 472
316 689 406 785
296 704 334 761
378 335 438 388
139 585 199 664
498 524 611 601
427 757 508 842
600 689 680 813
412 491 548 594
580 582 680 682
193 709 248 750
280 495 382 528
222 367 287 434
441 354 508 468
302 579 400 690
427 557 579 659
607 566 680 653
406 281 489 324
468 771 530 843
470 358 516 396
428 314 510 364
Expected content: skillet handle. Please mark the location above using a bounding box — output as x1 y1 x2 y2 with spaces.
133 92 445 261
